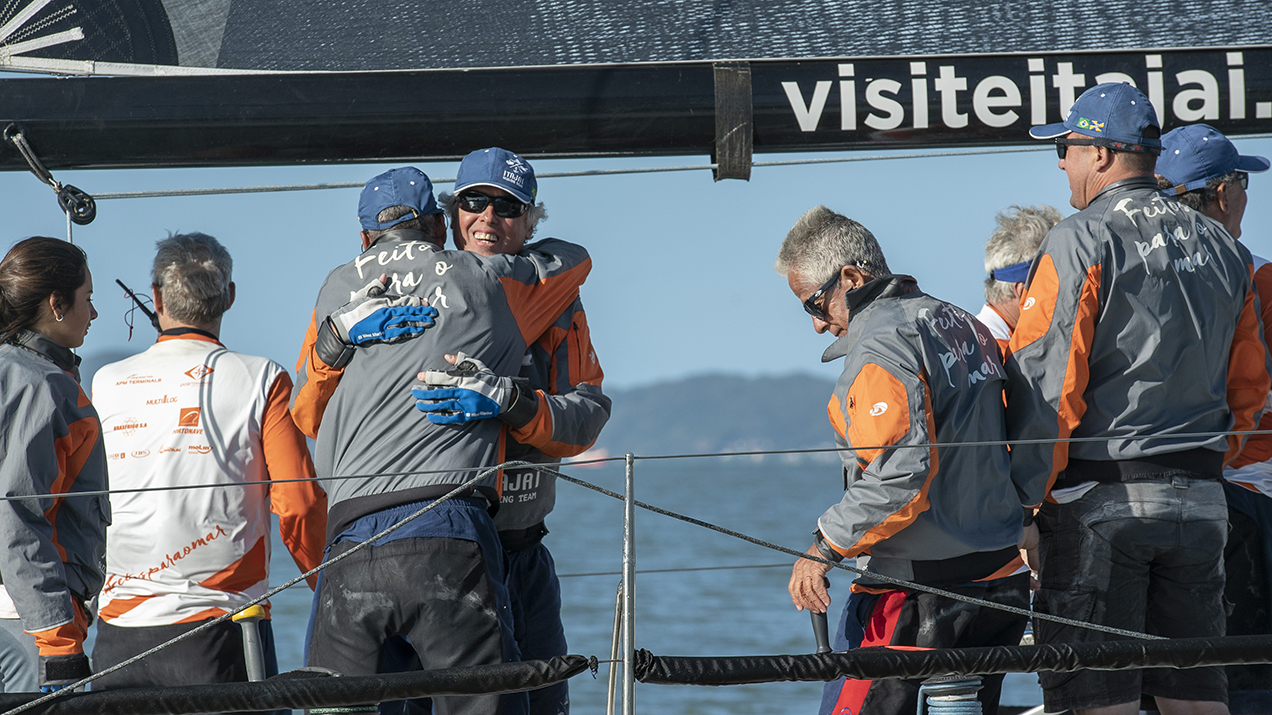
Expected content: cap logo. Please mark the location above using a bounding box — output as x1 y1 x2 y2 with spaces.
502 170 526 187
1076 118 1104 133
505 157 529 174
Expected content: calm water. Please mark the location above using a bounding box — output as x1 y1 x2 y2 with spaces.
263 459 1043 713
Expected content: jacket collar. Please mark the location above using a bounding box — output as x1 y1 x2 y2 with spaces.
9 329 81 378
1090 175 1160 205
821 275 919 362
369 228 443 250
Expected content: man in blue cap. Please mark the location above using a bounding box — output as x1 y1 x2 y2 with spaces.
419 148 610 715
1159 125 1272 714
292 166 594 715
1007 84 1271 715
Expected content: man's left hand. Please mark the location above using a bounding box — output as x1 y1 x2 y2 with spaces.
413 353 515 424
789 545 834 613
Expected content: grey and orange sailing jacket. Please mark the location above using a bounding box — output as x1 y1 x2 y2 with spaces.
0 330 108 657
291 229 591 541
496 297 611 533
1006 177 1272 506
817 277 1024 591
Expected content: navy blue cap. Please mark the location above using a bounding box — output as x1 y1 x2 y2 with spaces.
454 147 537 204
991 260 1032 284
1030 82 1161 153
1158 124 1270 194
358 167 441 231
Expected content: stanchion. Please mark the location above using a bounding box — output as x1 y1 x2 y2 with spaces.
622 453 636 715
607 581 623 715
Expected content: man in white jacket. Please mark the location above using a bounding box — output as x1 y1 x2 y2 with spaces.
92 233 327 694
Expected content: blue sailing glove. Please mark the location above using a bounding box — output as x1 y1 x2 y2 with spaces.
413 353 516 424
315 276 438 368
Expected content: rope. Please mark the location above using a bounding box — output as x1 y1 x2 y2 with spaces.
545 465 1164 641
2 460 537 715
6 427 1268 503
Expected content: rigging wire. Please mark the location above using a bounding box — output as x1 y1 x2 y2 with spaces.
6 426 1267 503
545 465 1164 641
71 132 1272 201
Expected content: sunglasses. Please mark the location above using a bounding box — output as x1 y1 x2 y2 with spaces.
457 191 529 218
1232 172 1250 190
1055 137 1103 159
802 271 842 320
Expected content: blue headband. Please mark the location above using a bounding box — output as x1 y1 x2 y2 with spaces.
991 260 1032 284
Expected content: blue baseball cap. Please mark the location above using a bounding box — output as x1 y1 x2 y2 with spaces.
1157 124 1270 194
454 147 537 204
358 167 441 231
1030 82 1161 153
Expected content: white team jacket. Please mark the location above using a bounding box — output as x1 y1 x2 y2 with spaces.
92 333 326 627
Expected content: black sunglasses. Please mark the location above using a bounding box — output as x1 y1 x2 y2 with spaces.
802 271 842 320
1232 172 1250 190
457 191 529 218
1055 137 1103 159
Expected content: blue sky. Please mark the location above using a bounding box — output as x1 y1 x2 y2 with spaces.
3 139 1270 389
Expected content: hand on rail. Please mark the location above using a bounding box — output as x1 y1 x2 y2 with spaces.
789 545 834 613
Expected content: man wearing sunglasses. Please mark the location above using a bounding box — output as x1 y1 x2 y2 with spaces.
1009 84 1271 715
778 205 1029 715
292 165 593 715
1158 124 1272 711
421 147 610 715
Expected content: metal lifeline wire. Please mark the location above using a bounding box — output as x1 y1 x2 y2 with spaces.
0 460 537 715
3 426 1269 503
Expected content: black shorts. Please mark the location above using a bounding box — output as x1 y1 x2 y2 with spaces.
1035 478 1229 711
92 617 281 712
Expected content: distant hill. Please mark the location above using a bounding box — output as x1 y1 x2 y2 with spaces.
592 373 840 461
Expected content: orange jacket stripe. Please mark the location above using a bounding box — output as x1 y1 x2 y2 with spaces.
498 258 591 346
44 416 100 562
98 594 156 621
291 311 343 439
261 372 328 588
834 370 938 558
28 600 88 656
975 554 1026 582
198 535 268 593
1041 262 1101 502
826 394 848 440
1225 263 1272 465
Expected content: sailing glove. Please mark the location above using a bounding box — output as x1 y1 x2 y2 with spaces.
38 653 90 691
413 353 534 425
316 276 438 368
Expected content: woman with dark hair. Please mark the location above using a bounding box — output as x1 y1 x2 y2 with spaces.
0 236 107 693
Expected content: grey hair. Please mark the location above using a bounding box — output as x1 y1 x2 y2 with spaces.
773 205 891 283
983 205 1062 303
151 232 233 325
1157 171 1243 214
437 191 547 240
364 205 446 244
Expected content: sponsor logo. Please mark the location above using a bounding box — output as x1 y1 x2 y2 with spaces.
107 452 126 461
145 394 179 405
178 408 201 427
1022 297 1036 310
113 418 147 436
869 402 889 417
188 445 212 455
184 364 214 380
115 373 161 386
158 446 181 454
130 450 150 459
